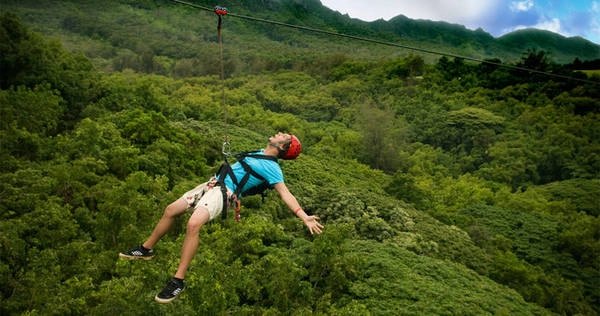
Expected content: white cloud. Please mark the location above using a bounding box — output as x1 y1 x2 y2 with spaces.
509 0 534 12
534 18 562 34
320 0 502 23
587 1 600 43
319 0 599 43
390 0 499 22
504 18 563 37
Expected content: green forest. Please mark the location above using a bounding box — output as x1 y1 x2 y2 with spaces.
1 0 599 315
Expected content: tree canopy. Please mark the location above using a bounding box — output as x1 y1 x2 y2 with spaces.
1 8 599 316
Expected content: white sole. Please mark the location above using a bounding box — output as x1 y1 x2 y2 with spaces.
118 253 153 260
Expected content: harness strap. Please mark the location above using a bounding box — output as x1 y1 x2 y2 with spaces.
235 161 264 194
216 159 234 220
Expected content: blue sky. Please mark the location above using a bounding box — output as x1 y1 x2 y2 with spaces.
320 0 600 44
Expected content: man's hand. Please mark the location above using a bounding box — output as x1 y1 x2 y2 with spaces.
273 183 323 235
303 215 324 235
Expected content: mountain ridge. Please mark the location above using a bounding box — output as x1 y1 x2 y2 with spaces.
219 0 599 63
3 0 598 69
314 0 600 63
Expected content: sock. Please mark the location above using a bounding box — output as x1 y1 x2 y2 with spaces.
140 245 151 252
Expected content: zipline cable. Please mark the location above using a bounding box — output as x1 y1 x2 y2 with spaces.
170 0 598 85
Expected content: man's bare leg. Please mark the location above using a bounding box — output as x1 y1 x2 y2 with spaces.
174 207 210 279
154 204 209 303
143 198 189 250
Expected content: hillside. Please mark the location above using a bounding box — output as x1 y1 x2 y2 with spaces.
1 1 599 315
498 28 600 61
2 0 599 79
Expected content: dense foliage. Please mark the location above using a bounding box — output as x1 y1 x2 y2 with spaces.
1 4 599 316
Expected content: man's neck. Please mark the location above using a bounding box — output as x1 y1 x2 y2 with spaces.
263 144 280 157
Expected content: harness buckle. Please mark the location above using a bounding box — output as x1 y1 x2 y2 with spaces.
234 198 241 222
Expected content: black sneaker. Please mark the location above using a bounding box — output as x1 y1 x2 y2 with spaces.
119 245 154 260
155 278 185 303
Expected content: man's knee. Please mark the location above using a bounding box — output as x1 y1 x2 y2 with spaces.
186 208 209 232
186 219 202 233
163 199 188 218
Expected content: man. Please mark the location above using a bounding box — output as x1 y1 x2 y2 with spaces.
119 132 324 303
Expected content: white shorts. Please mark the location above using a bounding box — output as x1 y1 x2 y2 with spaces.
181 177 232 221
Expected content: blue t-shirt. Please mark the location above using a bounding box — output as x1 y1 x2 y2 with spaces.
222 150 284 195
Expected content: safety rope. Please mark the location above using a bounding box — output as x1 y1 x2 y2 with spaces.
215 6 231 156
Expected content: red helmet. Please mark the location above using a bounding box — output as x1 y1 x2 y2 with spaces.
281 134 302 160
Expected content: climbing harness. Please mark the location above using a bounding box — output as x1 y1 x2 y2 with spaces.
215 152 278 222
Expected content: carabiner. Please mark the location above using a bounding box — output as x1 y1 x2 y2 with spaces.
222 141 231 156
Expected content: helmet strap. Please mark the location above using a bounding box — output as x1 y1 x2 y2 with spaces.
269 142 287 158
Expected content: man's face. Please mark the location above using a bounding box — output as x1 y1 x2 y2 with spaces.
269 132 291 145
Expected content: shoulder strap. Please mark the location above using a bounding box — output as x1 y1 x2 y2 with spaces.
234 151 278 162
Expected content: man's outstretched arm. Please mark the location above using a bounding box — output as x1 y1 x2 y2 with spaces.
274 182 323 235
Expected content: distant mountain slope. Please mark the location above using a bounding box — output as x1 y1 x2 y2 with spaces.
498 28 600 61
375 14 599 63
252 0 600 63
247 0 600 63
3 0 599 73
